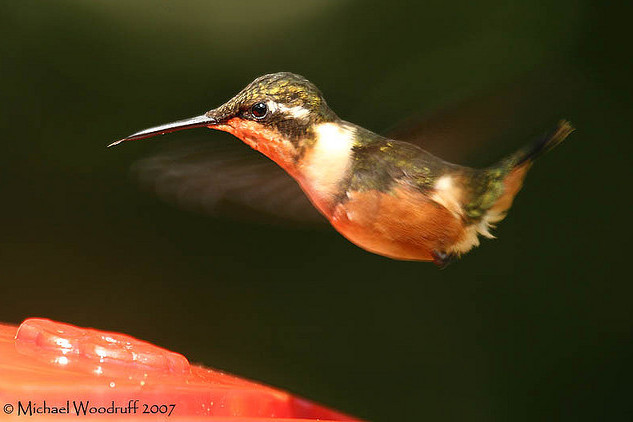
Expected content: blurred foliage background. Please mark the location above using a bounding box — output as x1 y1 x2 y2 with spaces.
0 1 631 420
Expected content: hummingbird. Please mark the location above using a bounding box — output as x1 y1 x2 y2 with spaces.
110 72 573 267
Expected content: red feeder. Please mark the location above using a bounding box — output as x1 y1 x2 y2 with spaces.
0 318 361 421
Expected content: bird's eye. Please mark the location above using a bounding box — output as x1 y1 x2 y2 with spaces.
251 102 268 119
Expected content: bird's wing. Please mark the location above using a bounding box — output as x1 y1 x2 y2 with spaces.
132 138 326 226
384 67 577 165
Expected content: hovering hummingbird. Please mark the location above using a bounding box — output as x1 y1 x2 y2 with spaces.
110 72 573 267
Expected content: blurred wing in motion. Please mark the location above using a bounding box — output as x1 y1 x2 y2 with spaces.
385 66 578 165
132 139 326 226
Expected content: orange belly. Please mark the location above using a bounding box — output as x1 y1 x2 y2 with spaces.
328 185 465 261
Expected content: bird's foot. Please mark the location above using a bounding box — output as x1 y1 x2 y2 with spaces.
432 250 457 269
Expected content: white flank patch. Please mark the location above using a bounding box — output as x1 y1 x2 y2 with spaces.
448 207 509 255
277 104 311 121
432 174 511 255
302 122 355 196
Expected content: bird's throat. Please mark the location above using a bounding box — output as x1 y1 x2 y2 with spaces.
215 119 356 217
213 118 300 176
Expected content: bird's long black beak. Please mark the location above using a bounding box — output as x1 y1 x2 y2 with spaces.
108 114 218 147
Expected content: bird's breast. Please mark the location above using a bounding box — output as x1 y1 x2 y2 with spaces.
327 184 466 261
296 122 357 213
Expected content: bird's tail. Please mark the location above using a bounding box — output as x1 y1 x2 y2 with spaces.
501 120 575 169
464 120 574 224
482 120 574 219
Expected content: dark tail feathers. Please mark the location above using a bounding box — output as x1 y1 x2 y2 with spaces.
511 120 574 168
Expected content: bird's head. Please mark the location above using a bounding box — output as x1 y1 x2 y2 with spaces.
111 72 338 172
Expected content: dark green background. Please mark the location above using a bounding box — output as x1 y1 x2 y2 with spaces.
1 1 630 420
